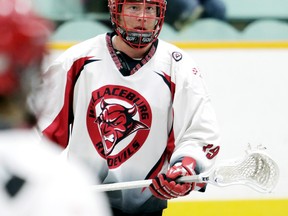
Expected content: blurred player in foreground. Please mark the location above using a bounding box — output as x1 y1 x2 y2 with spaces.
0 0 111 215
34 0 221 215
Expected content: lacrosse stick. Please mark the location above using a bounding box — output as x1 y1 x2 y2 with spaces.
92 145 279 193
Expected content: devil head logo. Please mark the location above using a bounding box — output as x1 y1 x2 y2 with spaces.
95 99 149 155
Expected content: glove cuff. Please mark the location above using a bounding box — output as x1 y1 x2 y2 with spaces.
166 157 197 179
180 157 197 175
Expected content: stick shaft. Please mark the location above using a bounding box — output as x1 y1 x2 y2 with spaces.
92 179 152 192
91 175 203 192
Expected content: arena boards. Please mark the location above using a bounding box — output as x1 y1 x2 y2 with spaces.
164 199 288 216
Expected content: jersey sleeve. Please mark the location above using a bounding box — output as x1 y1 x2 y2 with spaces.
35 58 72 148
170 51 221 173
35 50 91 148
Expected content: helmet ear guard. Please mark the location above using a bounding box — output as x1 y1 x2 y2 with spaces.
108 0 167 49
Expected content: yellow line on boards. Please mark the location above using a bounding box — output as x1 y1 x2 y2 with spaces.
48 41 288 50
47 41 78 50
163 199 288 216
172 41 288 49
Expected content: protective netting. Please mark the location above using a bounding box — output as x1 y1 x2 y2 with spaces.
213 152 279 192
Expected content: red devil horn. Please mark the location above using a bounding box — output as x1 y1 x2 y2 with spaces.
100 99 108 110
128 104 137 116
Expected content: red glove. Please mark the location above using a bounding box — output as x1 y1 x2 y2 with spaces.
149 157 198 200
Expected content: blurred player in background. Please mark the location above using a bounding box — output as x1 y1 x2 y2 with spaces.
165 0 227 31
34 0 221 215
0 0 111 215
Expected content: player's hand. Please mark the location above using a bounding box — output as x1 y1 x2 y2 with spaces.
149 157 197 200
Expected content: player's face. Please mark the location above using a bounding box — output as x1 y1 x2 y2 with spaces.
119 1 158 31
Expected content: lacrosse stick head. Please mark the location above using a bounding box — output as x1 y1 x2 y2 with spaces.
211 146 279 193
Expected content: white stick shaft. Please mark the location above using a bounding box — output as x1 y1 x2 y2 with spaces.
91 175 203 192
92 179 152 192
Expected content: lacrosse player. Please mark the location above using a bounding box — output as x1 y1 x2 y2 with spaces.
34 0 221 215
0 0 111 215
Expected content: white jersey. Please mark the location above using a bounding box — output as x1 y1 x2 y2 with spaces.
36 33 220 213
0 129 111 216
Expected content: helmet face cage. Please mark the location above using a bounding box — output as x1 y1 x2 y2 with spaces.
108 0 167 49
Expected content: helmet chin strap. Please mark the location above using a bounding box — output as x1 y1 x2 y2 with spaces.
117 26 154 49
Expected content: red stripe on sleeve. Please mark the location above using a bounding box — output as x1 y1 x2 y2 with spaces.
43 56 93 148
